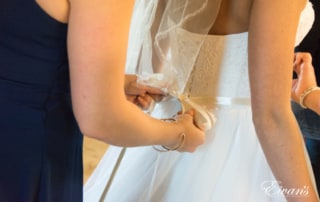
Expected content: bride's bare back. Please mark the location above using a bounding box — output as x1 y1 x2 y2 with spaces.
210 0 253 34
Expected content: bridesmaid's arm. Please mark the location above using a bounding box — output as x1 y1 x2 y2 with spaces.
66 0 204 151
248 0 318 201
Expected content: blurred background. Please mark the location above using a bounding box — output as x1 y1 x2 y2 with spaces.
83 136 109 183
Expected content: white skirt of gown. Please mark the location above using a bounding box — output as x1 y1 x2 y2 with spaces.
84 2 316 201
84 98 295 202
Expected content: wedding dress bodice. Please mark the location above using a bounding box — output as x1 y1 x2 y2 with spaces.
175 30 250 99
135 2 313 99
169 30 250 129
136 1 314 129
84 3 316 202
168 1 313 129
173 0 314 100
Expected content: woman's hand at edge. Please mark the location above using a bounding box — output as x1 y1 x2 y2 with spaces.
291 52 317 103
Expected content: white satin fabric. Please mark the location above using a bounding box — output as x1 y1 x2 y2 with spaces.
84 2 315 202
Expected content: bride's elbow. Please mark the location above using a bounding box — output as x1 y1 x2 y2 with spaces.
251 107 285 138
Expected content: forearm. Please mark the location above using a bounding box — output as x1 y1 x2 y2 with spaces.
253 111 318 201
248 0 318 200
66 0 204 152
82 98 183 147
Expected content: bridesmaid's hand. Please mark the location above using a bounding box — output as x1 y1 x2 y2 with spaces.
170 109 206 152
124 74 166 111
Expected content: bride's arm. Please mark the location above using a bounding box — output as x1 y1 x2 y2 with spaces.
67 0 204 152
249 0 318 201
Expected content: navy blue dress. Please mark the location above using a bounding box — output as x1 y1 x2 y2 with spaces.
0 0 83 201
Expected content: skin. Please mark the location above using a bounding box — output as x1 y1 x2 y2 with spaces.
211 0 318 201
292 52 320 115
34 0 205 152
35 0 318 200
124 74 166 110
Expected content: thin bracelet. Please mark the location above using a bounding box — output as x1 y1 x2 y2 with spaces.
299 86 320 109
152 132 186 152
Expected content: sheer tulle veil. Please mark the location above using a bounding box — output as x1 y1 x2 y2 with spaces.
126 0 222 129
125 0 314 130
85 1 316 201
126 0 314 82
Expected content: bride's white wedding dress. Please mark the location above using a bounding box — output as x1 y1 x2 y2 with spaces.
84 2 315 202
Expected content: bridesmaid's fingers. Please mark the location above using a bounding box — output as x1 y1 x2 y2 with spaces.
144 85 166 95
136 95 155 111
126 95 137 103
126 83 147 96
